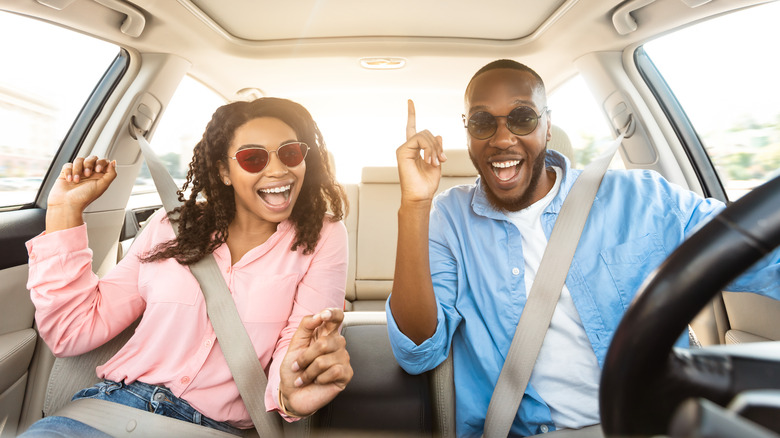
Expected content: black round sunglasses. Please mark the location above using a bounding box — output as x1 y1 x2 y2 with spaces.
463 106 548 140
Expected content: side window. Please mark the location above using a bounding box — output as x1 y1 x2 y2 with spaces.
129 76 225 209
643 2 780 201
0 11 119 208
548 76 616 168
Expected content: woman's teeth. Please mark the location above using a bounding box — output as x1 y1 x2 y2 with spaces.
260 185 291 194
258 185 291 204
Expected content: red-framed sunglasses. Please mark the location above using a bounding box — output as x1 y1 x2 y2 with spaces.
228 141 309 173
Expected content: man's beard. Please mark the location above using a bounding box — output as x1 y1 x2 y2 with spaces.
472 147 548 212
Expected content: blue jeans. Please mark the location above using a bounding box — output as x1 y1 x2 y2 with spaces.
20 380 243 437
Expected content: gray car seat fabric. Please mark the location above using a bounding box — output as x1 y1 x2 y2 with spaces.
429 354 455 438
44 319 140 417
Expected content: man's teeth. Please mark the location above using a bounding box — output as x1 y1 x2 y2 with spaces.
260 185 291 194
491 160 521 182
492 160 520 168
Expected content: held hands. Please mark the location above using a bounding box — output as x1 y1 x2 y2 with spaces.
278 308 353 418
396 100 448 205
46 156 118 232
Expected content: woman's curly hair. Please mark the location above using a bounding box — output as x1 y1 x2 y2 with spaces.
141 97 347 265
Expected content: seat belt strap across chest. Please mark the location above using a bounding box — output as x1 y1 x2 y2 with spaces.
482 136 623 438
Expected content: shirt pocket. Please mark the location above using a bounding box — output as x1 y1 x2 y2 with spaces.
600 233 667 309
140 262 199 306
239 273 298 323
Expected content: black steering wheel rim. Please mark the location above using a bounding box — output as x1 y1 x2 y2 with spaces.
599 175 780 436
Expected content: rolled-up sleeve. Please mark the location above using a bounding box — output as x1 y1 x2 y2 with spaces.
386 205 463 375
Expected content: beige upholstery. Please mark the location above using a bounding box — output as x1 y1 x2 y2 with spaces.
0 328 37 437
429 354 456 438
549 124 575 163
343 183 359 309
722 291 780 342
44 320 140 417
0 264 39 435
351 149 477 310
691 291 780 346
725 330 770 344
690 294 731 346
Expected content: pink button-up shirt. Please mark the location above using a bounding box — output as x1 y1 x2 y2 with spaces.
26 212 348 428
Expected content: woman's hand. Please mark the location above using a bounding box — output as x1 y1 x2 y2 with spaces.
278 308 353 418
396 99 447 206
46 156 117 232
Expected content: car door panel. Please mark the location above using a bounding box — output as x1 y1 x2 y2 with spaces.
722 291 780 343
0 209 45 271
0 209 42 437
118 206 162 261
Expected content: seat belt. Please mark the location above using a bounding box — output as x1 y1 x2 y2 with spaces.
482 135 624 438
55 398 241 438
136 128 285 437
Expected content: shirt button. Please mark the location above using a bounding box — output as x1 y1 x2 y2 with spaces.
205 339 212 347
180 376 190 384
540 425 549 433
512 267 520 275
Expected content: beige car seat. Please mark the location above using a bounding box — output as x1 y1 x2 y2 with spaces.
350 148 477 311
550 124 575 163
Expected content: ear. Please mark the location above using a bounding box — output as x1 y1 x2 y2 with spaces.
217 160 231 186
545 112 553 142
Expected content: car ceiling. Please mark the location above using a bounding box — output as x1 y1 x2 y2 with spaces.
187 0 567 41
1 0 769 149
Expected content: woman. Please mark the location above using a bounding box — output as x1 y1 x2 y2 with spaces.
23 98 352 436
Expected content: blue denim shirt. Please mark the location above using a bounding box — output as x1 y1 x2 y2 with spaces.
386 150 780 437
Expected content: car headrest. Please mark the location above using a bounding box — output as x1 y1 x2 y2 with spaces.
361 149 477 184
549 124 575 163
441 148 476 177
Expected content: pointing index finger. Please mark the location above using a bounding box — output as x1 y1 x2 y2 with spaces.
406 99 417 141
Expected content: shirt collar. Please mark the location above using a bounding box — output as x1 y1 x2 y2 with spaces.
213 219 294 266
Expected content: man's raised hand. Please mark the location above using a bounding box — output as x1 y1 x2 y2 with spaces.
396 100 447 205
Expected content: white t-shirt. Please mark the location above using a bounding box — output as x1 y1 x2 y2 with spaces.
504 166 601 429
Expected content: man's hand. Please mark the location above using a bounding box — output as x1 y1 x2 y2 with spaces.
396 100 447 205
279 308 353 417
390 100 442 344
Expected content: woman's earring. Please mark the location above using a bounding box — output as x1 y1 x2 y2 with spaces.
223 178 231 186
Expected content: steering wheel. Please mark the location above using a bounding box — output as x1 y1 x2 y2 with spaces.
599 175 780 437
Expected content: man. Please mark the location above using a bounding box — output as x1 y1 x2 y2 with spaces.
386 59 779 437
